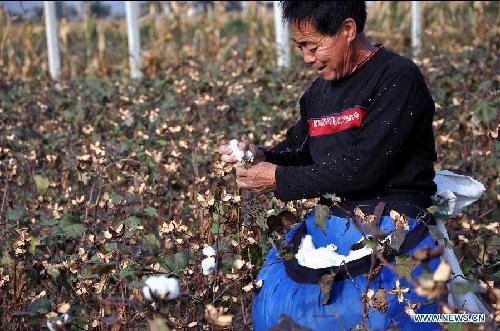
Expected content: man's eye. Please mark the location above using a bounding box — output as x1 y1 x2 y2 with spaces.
307 47 318 52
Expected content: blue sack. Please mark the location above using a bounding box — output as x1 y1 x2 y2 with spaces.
252 208 442 331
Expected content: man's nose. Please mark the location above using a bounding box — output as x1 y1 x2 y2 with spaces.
302 49 315 65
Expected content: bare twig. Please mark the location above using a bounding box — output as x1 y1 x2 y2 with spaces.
361 252 377 327
84 173 98 222
0 172 9 232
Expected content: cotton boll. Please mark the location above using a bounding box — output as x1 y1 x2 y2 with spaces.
145 276 169 299
60 314 70 324
229 139 239 149
229 139 244 161
244 150 254 163
202 256 216 275
202 245 216 257
142 286 153 301
142 275 180 302
46 321 56 331
298 235 315 251
163 278 180 300
325 243 337 251
233 150 244 161
46 321 59 331
228 139 254 166
46 314 70 331
295 234 376 269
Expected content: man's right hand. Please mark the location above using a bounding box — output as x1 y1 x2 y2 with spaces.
218 141 265 164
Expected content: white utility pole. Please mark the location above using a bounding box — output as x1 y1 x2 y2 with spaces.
162 1 173 19
411 1 422 57
273 1 290 68
43 1 61 81
125 1 143 79
241 1 249 15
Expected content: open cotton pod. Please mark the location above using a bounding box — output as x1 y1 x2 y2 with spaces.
142 275 180 303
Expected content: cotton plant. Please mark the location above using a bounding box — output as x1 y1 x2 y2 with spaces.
142 275 180 308
46 313 70 331
229 139 254 169
46 303 71 331
202 245 217 276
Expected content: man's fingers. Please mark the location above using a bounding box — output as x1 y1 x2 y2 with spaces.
236 178 249 189
235 167 250 177
218 145 231 154
238 141 248 151
221 154 237 163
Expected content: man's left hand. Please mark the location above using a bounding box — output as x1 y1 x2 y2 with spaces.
236 162 277 193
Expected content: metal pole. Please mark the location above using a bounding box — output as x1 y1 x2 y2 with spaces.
411 1 422 57
162 1 172 19
436 219 489 313
273 1 290 68
125 1 143 79
241 1 249 15
43 1 61 81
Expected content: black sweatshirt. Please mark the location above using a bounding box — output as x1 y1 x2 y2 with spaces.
261 47 437 203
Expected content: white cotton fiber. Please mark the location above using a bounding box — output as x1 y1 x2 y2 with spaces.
142 275 180 301
202 245 216 257
202 256 216 275
229 139 245 161
295 235 374 269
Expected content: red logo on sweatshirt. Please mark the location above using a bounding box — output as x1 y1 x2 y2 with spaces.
308 106 366 137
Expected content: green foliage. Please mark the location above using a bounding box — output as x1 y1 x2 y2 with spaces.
163 250 190 272
34 175 50 194
395 256 418 280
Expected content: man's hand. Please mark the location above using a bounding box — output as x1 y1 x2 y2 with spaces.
236 162 277 193
218 141 265 164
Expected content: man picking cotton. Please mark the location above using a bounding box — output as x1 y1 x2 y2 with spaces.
219 1 441 330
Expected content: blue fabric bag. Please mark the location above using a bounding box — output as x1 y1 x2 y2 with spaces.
253 207 442 331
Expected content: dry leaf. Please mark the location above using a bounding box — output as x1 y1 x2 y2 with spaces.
234 259 245 270
433 260 451 281
242 283 253 292
415 275 448 300
388 279 410 303
371 288 388 313
319 273 335 305
390 210 409 230
57 303 70 314
204 304 233 327
404 300 419 316
254 279 263 289
412 246 444 262
354 207 365 220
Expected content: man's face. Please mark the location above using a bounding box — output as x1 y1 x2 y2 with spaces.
291 21 352 81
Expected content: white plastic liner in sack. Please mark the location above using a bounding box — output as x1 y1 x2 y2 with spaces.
432 170 489 313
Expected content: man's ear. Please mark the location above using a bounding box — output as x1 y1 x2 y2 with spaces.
341 18 357 42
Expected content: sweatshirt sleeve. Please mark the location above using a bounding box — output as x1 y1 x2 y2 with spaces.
274 67 435 202
258 91 313 166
